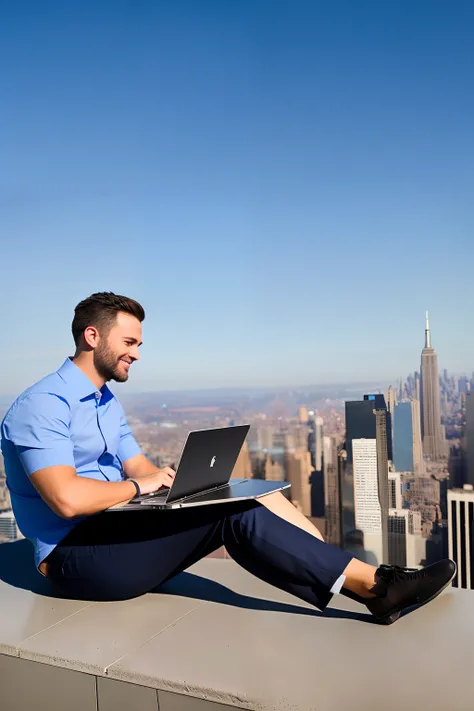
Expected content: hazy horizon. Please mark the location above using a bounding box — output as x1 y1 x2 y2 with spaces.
0 365 469 404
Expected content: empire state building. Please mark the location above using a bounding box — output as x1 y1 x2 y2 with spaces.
420 312 445 460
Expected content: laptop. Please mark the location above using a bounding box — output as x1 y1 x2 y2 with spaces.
108 424 290 511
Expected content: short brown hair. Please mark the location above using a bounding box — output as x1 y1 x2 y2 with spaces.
72 292 145 346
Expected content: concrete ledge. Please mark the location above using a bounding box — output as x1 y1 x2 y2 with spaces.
0 540 472 711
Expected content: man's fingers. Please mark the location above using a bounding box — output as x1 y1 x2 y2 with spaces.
162 467 176 477
156 480 172 490
160 472 175 487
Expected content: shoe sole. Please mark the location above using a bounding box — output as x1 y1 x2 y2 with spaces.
375 562 458 626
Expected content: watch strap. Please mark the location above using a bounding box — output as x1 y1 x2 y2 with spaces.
129 479 141 500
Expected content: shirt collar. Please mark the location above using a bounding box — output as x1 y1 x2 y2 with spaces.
57 358 109 401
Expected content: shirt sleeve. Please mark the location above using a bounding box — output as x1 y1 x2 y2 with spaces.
3 392 76 475
117 403 142 463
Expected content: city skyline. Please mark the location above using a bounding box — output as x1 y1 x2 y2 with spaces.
1 1 473 394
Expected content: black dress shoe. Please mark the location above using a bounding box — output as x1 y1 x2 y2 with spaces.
366 559 457 625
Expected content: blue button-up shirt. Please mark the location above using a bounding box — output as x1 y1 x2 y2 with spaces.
1 358 142 567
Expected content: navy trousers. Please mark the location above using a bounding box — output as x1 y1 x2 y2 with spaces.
46 500 352 610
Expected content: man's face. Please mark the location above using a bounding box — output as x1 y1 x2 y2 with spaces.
93 312 142 383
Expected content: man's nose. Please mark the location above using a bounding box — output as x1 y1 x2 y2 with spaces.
130 347 140 361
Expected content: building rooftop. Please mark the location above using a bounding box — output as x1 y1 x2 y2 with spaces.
0 539 473 711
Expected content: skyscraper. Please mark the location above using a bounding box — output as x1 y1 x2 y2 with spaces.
393 400 424 474
344 397 390 564
323 435 342 547
343 399 378 536
393 402 413 471
352 439 383 564
420 312 446 460
308 413 325 517
364 394 393 461
231 440 252 479
261 430 287 482
286 447 312 516
374 408 390 563
298 406 308 424
415 371 421 402
386 386 396 421
264 453 285 482
388 509 423 568
0 511 23 541
388 472 402 509
465 393 474 487
308 414 324 472
448 486 474 590
411 398 424 474
255 425 274 451
271 430 288 478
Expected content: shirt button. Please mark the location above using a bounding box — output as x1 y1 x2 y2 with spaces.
95 392 101 400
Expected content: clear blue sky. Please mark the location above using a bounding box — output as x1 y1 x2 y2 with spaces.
1 0 473 396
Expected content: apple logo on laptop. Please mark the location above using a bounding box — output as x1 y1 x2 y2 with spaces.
210 456 216 468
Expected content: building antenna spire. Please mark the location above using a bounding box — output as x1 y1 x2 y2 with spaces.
425 310 431 348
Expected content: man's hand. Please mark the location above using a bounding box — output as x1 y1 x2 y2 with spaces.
133 467 176 496
122 453 177 481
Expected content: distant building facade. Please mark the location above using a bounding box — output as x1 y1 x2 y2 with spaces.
343 399 378 536
465 393 474 488
307 413 325 517
448 486 474 590
352 438 387 566
323 435 342 547
0 511 23 542
298 406 308 424
388 472 402 509
308 414 324 472
0 478 11 511
286 448 312 517
388 509 423 568
231 440 252 479
393 400 424 474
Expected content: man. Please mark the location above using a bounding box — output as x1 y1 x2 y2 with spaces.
1 292 455 624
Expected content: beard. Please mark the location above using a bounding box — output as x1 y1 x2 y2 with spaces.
94 341 129 383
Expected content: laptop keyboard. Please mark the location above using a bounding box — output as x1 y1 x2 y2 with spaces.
139 491 168 504
134 479 248 506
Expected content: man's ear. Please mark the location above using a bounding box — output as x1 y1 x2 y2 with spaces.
83 326 100 349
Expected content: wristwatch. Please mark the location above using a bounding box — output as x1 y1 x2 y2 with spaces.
129 479 142 500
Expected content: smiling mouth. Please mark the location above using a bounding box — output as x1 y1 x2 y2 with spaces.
120 359 131 370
